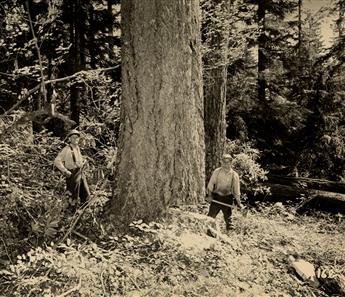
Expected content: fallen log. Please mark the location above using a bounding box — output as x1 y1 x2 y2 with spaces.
267 175 345 194
246 183 308 202
246 183 345 214
297 190 345 215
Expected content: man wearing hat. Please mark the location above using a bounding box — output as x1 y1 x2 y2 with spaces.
206 153 244 230
54 129 90 208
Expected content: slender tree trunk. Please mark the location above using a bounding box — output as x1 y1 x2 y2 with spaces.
337 1 344 37
107 0 113 35
70 0 86 126
46 56 53 103
257 0 267 102
296 0 303 105
298 0 302 49
89 5 96 69
69 1 79 125
298 0 302 74
204 0 229 182
111 0 204 225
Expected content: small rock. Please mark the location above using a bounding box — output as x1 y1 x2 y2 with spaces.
206 227 218 238
288 255 319 287
274 202 284 209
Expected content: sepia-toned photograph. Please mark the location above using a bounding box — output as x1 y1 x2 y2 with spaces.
0 0 344 296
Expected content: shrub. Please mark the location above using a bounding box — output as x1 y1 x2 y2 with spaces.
0 114 112 266
224 139 269 197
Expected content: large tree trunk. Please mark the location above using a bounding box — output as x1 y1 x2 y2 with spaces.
111 0 205 225
203 0 229 182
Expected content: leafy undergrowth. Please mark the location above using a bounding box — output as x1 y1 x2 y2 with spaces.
1 203 344 297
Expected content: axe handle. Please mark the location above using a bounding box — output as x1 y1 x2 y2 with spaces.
210 199 233 208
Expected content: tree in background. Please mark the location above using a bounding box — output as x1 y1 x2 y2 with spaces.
111 0 205 225
202 0 261 181
227 0 304 171
243 0 297 104
294 0 345 179
2 0 345 184
0 2 34 111
62 0 87 126
0 0 121 136
202 0 230 182
271 7 325 173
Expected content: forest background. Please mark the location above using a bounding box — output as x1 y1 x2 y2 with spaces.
2 0 345 180
1 0 345 296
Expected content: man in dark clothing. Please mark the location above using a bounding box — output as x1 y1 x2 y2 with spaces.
206 154 243 230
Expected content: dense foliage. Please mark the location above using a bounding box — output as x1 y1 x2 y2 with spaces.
0 0 121 128
0 112 114 265
219 0 345 179
1 0 344 178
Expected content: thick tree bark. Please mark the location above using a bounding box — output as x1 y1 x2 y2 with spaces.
204 66 227 181
111 0 205 224
204 0 229 182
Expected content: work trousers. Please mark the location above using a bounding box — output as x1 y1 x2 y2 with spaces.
66 168 90 205
207 193 234 230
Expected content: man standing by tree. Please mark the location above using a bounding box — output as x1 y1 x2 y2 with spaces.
54 129 90 209
206 154 243 230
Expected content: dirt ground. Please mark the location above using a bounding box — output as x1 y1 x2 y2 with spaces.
1 203 344 297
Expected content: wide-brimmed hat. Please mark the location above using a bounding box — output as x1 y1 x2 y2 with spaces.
65 129 80 141
222 154 232 160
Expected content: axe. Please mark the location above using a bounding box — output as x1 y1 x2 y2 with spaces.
206 195 248 216
205 192 236 208
209 199 234 208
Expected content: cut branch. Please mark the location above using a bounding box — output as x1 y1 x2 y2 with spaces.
0 66 119 118
0 71 14 78
1 84 41 117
